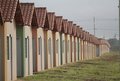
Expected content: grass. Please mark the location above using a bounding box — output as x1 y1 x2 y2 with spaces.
17 52 120 81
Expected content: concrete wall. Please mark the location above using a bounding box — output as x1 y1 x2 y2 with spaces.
67 35 71 63
55 32 61 66
32 27 37 72
16 25 24 77
47 30 54 69
62 33 66 65
65 34 67 64
75 37 78 62
0 24 4 81
71 36 74 62
24 26 33 76
37 28 45 71
4 21 17 81
78 38 81 61
80 40 84 60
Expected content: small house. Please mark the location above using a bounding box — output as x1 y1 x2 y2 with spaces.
61 19 68 64
62 19 68 64
44 12 55 69
16 3 34 77
32 7 47 72
54 16 63 66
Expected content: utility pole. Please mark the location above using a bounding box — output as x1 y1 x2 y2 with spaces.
93 17 96 36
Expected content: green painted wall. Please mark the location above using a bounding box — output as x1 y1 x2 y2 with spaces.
16 25 25 77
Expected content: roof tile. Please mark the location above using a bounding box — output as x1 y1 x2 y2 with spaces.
35 7 47 27
73 24 77 36
68 21 73 35
62 19 68 34
46 12 55 30
0 8 3 24
0 0 18 22
20 3 34 26
54 16 63 32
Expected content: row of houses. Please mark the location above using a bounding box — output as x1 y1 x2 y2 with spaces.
0 0 110 81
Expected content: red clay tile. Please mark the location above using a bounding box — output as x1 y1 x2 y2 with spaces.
20 3 34 26
35 7 47 27
0 0 18 22
54 16 63 32
73 24 77 36
68 21 73 35
62 19 68 34
0 8 3 23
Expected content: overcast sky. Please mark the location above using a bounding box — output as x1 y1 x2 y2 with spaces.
20 0 119 39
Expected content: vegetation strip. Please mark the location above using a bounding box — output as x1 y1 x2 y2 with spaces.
17 52 120 81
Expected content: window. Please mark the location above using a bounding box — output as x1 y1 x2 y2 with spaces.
38 37 42 55
56 39 59 53
72 41 74 53
62 40 64 53
48 38 51 55
7 36 10 60
67 40 69 52
7 35 12 60
25 38 27 58
10 35 12 60
25 37 29 58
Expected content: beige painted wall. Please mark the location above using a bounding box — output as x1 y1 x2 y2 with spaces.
47 30 53 69
81 40 84 60
24 26 33 76
71 36 74 62
75 37 78 62
55 32 61 66
4 21 17 81
79 38 81 61
62 33 66 65
67 35 71 63
37 27 45 71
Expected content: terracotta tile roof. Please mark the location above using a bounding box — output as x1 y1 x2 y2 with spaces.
54 16 63 32
62 19 68 34
31 9 38 27
20 3 34 26
46 12 55 30
0 8 3 24
68 21 73 35
35 7 47 27
82 30 86 40
0 0 18 22
80 27 83 39
15 1 24 25
76 26 80 37
73 24 77 36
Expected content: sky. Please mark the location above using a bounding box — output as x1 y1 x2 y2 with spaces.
20 0 119 39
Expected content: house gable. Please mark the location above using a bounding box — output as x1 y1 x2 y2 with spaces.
20 3 34 26
45 12 55 30
0 0 18 22
0 9 3 24
62 19 68 34
73 24 77 37
35 7 47 28
68 21 73 35
76 26 80 37
54 16 62 32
